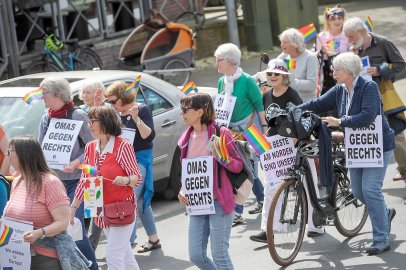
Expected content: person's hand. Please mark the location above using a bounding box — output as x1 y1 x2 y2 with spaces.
367 66 380 76
23 229 42 244
113 176 129 186
129 104 140 122
63 159 80 173
322 116 340 127
178 191 189 206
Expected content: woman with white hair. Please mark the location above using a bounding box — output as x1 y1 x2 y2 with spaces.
278 28 319 102
79 78 107 113
298 52 396 255
38 76 98 269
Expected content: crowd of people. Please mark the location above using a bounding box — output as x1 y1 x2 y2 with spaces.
0 2 405 270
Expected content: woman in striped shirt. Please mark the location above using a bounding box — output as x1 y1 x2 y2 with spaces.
70 106 142 270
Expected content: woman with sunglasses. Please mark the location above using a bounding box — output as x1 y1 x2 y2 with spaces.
316 4 349 96
104 81 162 253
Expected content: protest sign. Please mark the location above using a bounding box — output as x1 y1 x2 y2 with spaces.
360 56 372 81
41 118 83 169
82 176 104 218
181 156 214 215
214 94 236 127
121 128 136 145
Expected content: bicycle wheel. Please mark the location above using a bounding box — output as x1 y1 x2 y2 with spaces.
25 61 60 75
75 47 103 70
267 178 307 266
162 58 191 86
333 169 368 237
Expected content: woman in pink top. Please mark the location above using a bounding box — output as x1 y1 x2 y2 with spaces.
2 136 70 270
177 93 243 269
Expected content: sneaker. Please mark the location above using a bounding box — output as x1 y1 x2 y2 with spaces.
307 228 325 237
248 203 263 214
388 208 396 234
233 214 244 224
366 240 390 255
250 231 267 243
393 171 406 181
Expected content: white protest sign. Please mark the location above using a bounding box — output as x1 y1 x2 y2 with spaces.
345 115 383 168
214 94 236 127
360 56 372 81
82 176 104 218
0 217 33 270
181 156 215 215
120 128 136 145
41 118 83 169
260 135 297 189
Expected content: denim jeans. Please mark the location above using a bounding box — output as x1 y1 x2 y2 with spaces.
349 150 392 242
235 155 264 215
189 200 234 270
64 179 98 270
130 164 158 243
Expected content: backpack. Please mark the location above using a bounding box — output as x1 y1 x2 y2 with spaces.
215 125 254 204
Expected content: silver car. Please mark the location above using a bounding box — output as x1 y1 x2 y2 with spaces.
0 70 188 199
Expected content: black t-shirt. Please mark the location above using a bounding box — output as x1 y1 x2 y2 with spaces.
263 87 303 136
120 103 155 152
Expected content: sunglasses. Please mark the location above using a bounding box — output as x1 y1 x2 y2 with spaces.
266 72 282 77
327 10 345 18
105 97 119 105
6 149 15 156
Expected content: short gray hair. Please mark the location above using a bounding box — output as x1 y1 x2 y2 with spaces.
40 76 72 103
332 52 362 77
214 43 241 66
279 28 305 53
79 79 105 100
343 17 368 35
282 75 290 86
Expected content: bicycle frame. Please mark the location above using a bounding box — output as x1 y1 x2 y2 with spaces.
43 46 76 71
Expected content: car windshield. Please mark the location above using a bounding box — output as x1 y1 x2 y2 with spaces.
0 98 45 139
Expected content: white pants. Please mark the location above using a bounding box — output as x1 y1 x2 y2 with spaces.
104 221 140 270
261 159 324 233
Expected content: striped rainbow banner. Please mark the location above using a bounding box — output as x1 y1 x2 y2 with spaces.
181 81 198 95
242 124 272 156
0 224 13 247
124 75 141 95
326 39 339 53
298 23 318 44
22 88 43 104
365 16 374 32
284 59 296 70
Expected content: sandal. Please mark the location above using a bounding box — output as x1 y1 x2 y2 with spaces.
137 239 161 253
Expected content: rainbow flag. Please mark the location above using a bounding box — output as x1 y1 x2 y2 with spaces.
181 81 198 95
219 133 230 162
124 75 141 95
284 59 296 70
22 88 43 104
326 39 340 53
298 23 318 44
78 164 98 175
365 16 374 32
242 124 272 156
0 224 13 247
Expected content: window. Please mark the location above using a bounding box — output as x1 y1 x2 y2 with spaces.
137 85 173 116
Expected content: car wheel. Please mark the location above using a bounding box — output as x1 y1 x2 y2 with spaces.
165 146 182 200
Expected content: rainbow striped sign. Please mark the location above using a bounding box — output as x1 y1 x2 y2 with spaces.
326 39 340 53
298 23 318 44
124 75 141 95
78 164 98 175
0 224 13 247
365 16 374 32
284 59 296 70
181 81 198 95
242 124 272 156
22 88 43 104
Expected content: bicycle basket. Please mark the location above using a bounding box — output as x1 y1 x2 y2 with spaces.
298 140 319 158
45 34 64 51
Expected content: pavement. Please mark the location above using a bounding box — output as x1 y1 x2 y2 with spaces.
94 1 406 269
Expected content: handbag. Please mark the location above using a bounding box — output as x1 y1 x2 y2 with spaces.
104 201 135 227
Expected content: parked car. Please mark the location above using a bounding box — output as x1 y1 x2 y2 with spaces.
0 70 190 199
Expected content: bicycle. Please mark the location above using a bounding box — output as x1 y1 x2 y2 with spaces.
25 30 103 74
266 130 368 266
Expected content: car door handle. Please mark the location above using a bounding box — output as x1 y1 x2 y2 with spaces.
161 120 176 127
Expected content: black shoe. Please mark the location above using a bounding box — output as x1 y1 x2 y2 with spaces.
388 208 396 234
233 214 244 224
248 203 263 214
307 230 325 237
250 231 267 243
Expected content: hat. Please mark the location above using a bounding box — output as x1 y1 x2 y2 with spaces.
261 59 294 82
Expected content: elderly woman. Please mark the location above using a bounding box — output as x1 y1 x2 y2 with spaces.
298 52 396 255
71 106 142 269
278 28 319 102
214 43 267 224
38 77 98 269
78 78 108 113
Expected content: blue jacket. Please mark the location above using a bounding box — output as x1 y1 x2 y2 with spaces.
298 76 395 153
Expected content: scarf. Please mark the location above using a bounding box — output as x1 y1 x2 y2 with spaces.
48 101 75 119
223 67 243 109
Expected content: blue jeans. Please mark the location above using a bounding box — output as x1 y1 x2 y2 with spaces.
349 150 392 242
189 200 234 270
130 164 158 243
64 179 98 270
235 155 264 215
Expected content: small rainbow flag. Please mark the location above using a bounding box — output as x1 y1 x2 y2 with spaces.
283 59 296 70
124 75 141 95
213 133 230 164
365 16 374 32
22 88 43 104
298 23 318 44
78 164 98 175
242 124 272 156
326 39 340 53
0 224 13 247
181 81 198 95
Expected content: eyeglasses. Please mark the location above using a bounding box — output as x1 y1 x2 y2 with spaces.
88 119 100 125
215 59 224 63
181 105 198 113
105 97 119 105
266 72 282 77
6 149 15 156
43 91 50 95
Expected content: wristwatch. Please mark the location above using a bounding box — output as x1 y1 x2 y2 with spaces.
40 227 46 239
